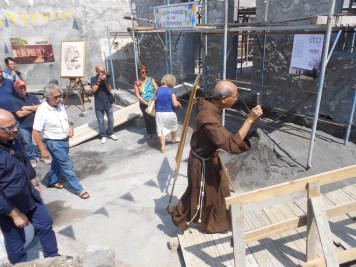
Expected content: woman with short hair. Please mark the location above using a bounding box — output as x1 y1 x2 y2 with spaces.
155 74 182 153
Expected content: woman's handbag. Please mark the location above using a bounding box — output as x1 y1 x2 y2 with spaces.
145 98 156 117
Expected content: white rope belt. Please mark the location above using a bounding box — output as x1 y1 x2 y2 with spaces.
186 150 214 226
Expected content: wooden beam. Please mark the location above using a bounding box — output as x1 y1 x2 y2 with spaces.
309 196 338 266
244 201 356 243
69 102 141 147
298 247 356 266
306 182 321 262
231 204 246 267
225 165 356 208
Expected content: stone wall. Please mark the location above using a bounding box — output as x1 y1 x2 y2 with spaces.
249 0 356 125
132 0 237 90
0 0 132 87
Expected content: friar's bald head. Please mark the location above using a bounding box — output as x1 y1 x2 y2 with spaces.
212 80 238 109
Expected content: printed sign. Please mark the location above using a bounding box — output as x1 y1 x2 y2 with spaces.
289 34 324 79
154 2 197 30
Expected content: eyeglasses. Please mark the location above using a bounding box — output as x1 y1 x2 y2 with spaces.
50 94 62 100
0 121 19 133
140 71 147 74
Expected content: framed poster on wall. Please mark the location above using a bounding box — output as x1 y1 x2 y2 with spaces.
60 40 85 78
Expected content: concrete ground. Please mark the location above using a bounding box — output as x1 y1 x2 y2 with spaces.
24 93 189 266
1 88 355 266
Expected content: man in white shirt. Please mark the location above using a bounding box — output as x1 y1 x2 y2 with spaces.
32 83 90 199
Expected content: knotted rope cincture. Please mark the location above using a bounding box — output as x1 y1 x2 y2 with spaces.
186 151 213 226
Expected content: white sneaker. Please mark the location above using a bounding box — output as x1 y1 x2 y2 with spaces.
30 160 37 168
101 137 107 144
108 134 118 141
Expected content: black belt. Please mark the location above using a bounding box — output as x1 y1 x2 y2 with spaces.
44 137 69 141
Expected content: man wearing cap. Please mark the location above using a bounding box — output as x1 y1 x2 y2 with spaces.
11 80 40 168
0 66 15 111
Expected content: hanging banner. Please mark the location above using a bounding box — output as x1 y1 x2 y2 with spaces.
154 2 197 30
289 34 324 79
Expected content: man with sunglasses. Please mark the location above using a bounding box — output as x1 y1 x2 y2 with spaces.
11 80 41 168
90 64 118 144
0 108 59 264
32 83 90 199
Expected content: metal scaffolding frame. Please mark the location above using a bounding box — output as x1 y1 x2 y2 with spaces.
112 0 356 168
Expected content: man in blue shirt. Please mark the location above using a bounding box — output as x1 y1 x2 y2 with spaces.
0 109 59 264
0 66 15 111
11 80 41 168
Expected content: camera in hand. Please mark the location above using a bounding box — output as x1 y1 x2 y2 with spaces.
105 73 111 79
15 70 21 75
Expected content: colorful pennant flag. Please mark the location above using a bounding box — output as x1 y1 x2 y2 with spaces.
38 12 47 23
73 18 79 30
6 12 17 25
19 13 29 25
29 13 38 24
4 44 9 54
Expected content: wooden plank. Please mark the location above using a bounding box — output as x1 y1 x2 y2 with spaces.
306 183 321 261
310 196 339 266
69 102 141 147
213 232 234 267
244 209 276 267
231 204 246 267
226 165 356 207
245 208 286 266
298 247 356 266
262 205 305 265
310 15 356 27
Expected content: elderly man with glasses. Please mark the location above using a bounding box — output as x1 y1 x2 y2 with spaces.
0 108 59 264
32 83 90 199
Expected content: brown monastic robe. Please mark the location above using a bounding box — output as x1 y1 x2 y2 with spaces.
171 97 251 234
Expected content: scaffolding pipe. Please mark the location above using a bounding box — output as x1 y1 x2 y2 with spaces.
351 27 356 53
306 0 336 168
222 0 228 126
106 26 116 89
130 1 139 80
204 0 208 93
344 88 356 145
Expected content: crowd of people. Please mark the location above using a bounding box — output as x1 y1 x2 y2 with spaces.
0 59 262 264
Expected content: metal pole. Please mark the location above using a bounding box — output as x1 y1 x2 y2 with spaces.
351 27 356 53
106 26 116 89
204 0 208 94
130 1 139 80
306 0 336 168
222 0 228 126
344 88 356 145
169 30 173 73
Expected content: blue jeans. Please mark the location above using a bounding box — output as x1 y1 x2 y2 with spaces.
0 199 58 264
95 107 114 137
45 139 84 194
18 126 36 160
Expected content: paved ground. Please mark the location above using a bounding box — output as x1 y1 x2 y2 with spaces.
27 92 188 266
1 88 355 266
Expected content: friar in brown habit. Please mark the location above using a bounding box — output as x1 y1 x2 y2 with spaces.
168 80 263 234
